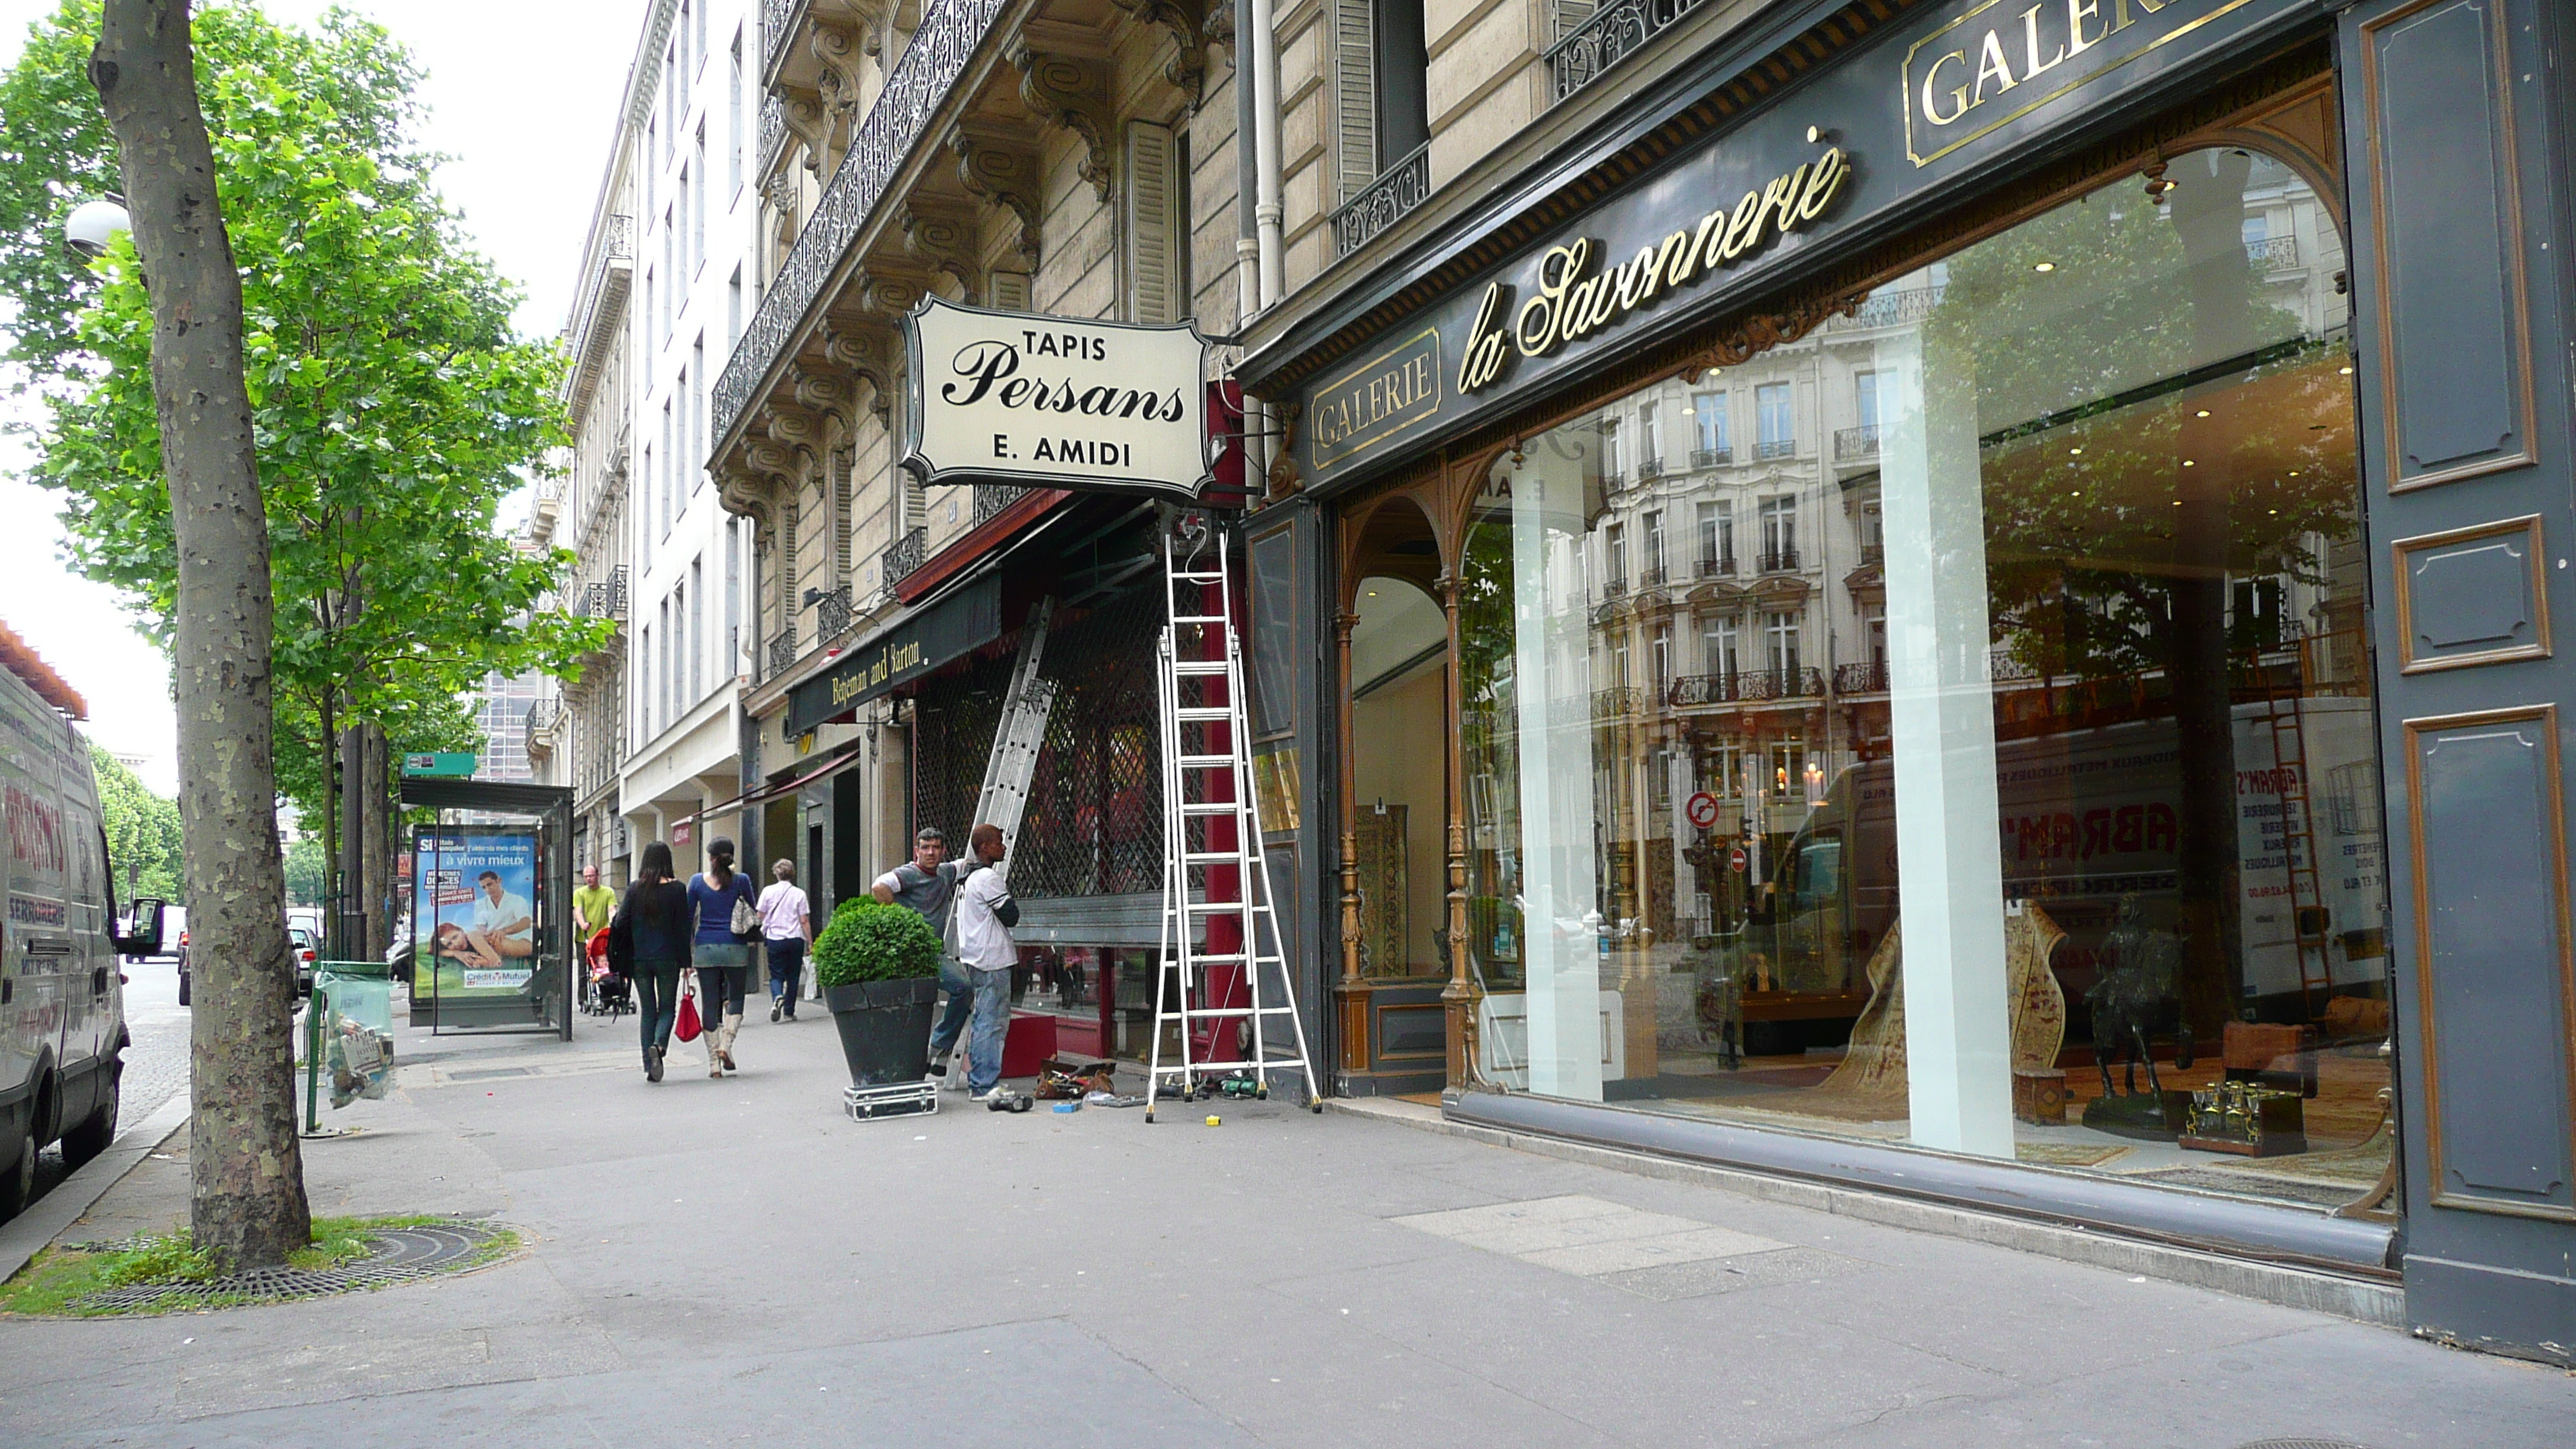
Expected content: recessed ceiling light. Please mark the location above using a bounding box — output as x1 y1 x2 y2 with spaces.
2339 365 2354 375
2182 460 2196 467
2033 261 2056 272
2173 500 2184 507
2069 447 2083 455
1366 590 1378 597
2288 470 2300 477
2195 409 2211 417
2269 509 2278 516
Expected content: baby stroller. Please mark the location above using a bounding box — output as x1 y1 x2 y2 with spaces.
583 927 632 1018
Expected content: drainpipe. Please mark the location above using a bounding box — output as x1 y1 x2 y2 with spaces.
1249 0 1285 307
1235 0 1262 327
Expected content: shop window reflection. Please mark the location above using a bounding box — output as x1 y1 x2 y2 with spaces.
1457 146 2392 1210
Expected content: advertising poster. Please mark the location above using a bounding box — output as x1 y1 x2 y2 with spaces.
413 829 539 994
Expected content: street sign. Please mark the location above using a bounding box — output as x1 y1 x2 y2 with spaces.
1728 845 1748 874
1684 791 1721 830
401 752 477 779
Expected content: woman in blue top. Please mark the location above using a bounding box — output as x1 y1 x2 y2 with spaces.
608 841 692 1082
687 838 760 1077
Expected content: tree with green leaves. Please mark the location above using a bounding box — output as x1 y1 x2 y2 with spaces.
91 741 182 904
2 1 607 961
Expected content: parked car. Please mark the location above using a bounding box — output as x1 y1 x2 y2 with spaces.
1 638 166 1221
183 920 322 1009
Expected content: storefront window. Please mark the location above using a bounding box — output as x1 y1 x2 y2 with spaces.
1460 148 2393 1207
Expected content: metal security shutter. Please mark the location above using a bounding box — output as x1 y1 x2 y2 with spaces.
1333 0 1376 201
1124 120 1180 325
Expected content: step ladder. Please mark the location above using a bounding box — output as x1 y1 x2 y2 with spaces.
972 598 1057 848
2256 647 2334 1022
1146 516 1320 1122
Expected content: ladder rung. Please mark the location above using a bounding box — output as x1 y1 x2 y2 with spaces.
1184 851 1246 863
1180 803 1238 817
1177 755 1235 769
1174 952 1248 964
1175 707 1234 721
1172 615 1231 625
1170 570 1227 581
1160 1006 1302 1020
1150 1061 1311 1075
1171 661 1228 676
1186 900 1251 913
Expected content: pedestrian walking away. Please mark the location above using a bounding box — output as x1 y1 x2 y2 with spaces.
758 858 812 1022
688 838 759 1077
950 823 1021 1101
609 841 692 1082
874 825 981 1084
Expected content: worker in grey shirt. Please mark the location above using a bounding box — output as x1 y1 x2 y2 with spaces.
873 825 981 1081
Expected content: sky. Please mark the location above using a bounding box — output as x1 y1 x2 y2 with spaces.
0 0 643 794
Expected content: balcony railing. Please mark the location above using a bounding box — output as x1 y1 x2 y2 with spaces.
1756 546 1800 573
1591 686 1646 718
1834 423 1881 461
1834 661 1890 694
584 565 629 622
1667 666 1824 706
805 583 855 641
1690 445 1731 468
1753 437 1796 461
1826 284 1948 332
1637 564 1667 590
974 481 1030 526
1547 0 1713 107
762 0 803 80
1635 454 1662 481
1330 142 1431 259
880 526 927 605
766 628 799 679
717 0 1012 450
2245 235 2300 270
1697 553 1736 577
1602 574 1628 600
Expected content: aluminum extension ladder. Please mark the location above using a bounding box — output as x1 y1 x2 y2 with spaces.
1146 516 1321 1122
972 598 1057 848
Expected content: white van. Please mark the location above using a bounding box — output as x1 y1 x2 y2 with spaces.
0 644 163 1221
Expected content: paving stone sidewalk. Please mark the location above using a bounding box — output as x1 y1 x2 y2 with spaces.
2 1000 2567 1448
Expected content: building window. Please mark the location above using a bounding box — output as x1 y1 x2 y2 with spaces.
1605 522 1625 591
690 558 704 703
1756 381 1793 457
727 267 742 348
1764 610 1800 677
1652 623 1671 694
1697 500 1733 573
1641 511 1663 582
1758 496 1796 570
1692 391 1728 461
1701 614 1738 679
728 26 742 197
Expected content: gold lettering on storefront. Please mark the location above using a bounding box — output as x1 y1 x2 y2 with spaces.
1312 327 1444 465
1906 0 2257 166
1456 146 1849 395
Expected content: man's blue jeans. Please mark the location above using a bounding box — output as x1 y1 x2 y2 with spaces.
927 958 1011 1092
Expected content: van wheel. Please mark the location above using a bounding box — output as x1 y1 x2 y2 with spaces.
0 1123 34 1222
60 1070 119 1169
177 971 190 1007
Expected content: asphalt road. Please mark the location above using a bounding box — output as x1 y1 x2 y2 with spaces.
14 954 190 1218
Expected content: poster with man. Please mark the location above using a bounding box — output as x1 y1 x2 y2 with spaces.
413 830 540 992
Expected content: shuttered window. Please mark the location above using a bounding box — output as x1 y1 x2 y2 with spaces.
1124 120 1180 324
989 271 1032 311
1333 0 1376 202
1552 0 1597 43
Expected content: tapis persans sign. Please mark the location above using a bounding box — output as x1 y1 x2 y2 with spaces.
902 296 1213 500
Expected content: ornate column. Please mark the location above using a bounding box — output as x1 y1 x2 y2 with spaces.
1436 565 1479 1089
1333 608 1365 1073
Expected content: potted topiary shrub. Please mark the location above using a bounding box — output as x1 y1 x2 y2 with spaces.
811 899 945 1087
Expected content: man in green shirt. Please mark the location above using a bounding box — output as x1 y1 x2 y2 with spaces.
573 865 617 943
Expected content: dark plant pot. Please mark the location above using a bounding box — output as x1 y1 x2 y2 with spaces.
825 978 940 1087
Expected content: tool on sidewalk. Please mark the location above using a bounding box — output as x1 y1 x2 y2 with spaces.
1145 513 1322 1124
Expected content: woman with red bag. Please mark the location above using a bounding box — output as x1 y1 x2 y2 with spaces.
608 841 693 1082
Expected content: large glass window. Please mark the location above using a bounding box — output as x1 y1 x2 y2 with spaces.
1693 392 1729 461
1457 148 2389 1210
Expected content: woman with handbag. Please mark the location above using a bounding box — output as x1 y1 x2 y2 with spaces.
687 837 761 1077
611 841 693 1082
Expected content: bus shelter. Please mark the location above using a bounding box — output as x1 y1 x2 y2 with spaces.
399 776 574 1039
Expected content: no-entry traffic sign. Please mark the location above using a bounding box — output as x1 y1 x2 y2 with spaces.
1728 845 1749 874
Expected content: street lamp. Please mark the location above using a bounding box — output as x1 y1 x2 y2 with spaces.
63 197 132 258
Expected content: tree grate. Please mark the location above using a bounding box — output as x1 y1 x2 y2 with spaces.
70 1221 506 1311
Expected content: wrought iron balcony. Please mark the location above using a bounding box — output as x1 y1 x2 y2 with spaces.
1635 454 1662 482
1330 143 1431 259
717 0 1012 450
1591 686 1645 719
1667 666 1824 707
762 0 803 82
1697 553 1735 577
1756 546 1800 573
1833 661 1890 694
1601 574 1628 600
584 565 629 622
1834 423 1880 461
766 628 799 679
1547 0 1713 108
805 583 855 641
1826 283 1948 332
880 526 927 605
1638 564 1667 590
1753 437 1797 461
973 481 1030 526
1690 445 1730 468
2245 235 2299 270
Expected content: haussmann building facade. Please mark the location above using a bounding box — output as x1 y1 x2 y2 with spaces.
1234 0 2576 1364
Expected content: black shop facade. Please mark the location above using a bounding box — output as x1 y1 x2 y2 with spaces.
1238 0 2576 1362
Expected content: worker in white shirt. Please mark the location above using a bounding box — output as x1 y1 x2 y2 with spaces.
948 822 1021 1101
